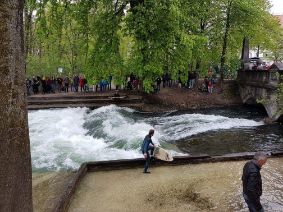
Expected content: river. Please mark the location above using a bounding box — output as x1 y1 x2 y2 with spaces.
28 104 283 171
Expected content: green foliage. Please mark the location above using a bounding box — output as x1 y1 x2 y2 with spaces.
25 0 95 77
88 1 124 84
125 0 198 91
25 0 283 92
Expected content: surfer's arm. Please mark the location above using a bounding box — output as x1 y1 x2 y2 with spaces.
149 138 155 147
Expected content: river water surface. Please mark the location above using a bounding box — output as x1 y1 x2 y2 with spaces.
28 105 283 171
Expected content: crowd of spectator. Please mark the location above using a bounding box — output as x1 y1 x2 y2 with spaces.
26 69 217 96
26 75 112 96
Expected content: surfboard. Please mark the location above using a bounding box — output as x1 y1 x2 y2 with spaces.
153 147 173 162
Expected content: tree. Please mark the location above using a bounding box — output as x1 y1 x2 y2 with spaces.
88 0 124 86
24 0 283 89
0 1 33 211
126 0 197 91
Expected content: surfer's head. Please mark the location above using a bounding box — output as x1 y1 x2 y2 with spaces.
149 129 155 137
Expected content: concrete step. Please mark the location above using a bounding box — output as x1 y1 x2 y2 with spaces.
28 97 143 105
27 93 138 100
27 102 144 110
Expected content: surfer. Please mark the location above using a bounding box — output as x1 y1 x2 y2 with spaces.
242 152 268 212
141 129 156 174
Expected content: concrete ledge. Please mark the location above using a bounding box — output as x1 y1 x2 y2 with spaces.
54 151 283 212
271 151 283 156
27 93 144 110
27 103 144 110
54 163 88 212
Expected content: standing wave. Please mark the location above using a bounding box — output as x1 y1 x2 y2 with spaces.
28 105 263 171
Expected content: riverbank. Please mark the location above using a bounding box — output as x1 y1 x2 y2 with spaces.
142 80 242 112
27 80 242 112
68 158 283 212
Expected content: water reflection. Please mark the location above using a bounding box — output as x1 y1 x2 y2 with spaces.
176 124 283 156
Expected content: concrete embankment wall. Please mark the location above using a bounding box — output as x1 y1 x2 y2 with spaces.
27 93 144 110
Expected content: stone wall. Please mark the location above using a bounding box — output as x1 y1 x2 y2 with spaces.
237 70 282 121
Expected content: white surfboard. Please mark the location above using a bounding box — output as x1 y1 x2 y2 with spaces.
153 147 174 162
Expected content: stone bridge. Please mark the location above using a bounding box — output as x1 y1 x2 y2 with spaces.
237 64 283 121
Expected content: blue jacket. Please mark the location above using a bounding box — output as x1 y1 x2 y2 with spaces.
141 135 154 154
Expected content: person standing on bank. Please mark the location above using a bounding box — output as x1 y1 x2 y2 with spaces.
141 129 156 174
242 152 268 212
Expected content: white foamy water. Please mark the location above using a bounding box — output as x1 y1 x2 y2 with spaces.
152 113 263 140
28 105 263 171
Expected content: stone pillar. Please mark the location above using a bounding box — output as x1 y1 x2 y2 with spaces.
241 37 250 63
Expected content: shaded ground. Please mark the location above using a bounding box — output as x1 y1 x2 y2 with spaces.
68 158 283 212
143 80 242 112
32 172 75 212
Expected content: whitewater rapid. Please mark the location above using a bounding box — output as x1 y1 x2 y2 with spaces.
28 105 263 171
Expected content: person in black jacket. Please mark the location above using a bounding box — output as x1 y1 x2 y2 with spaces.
141 129 155 174
242 152 268 212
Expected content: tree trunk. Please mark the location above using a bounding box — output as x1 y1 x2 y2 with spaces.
220 1 232 89
0 1 33 212
195 19 206 72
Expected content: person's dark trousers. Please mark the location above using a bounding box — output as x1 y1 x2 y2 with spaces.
144 152 151 173
243 194 264 212
65 84 69 92
33 86 38 94
27 87 31 96
157 84 160 91
144 147 155 173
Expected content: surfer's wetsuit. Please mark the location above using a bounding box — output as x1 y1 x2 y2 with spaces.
141 135 155 173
